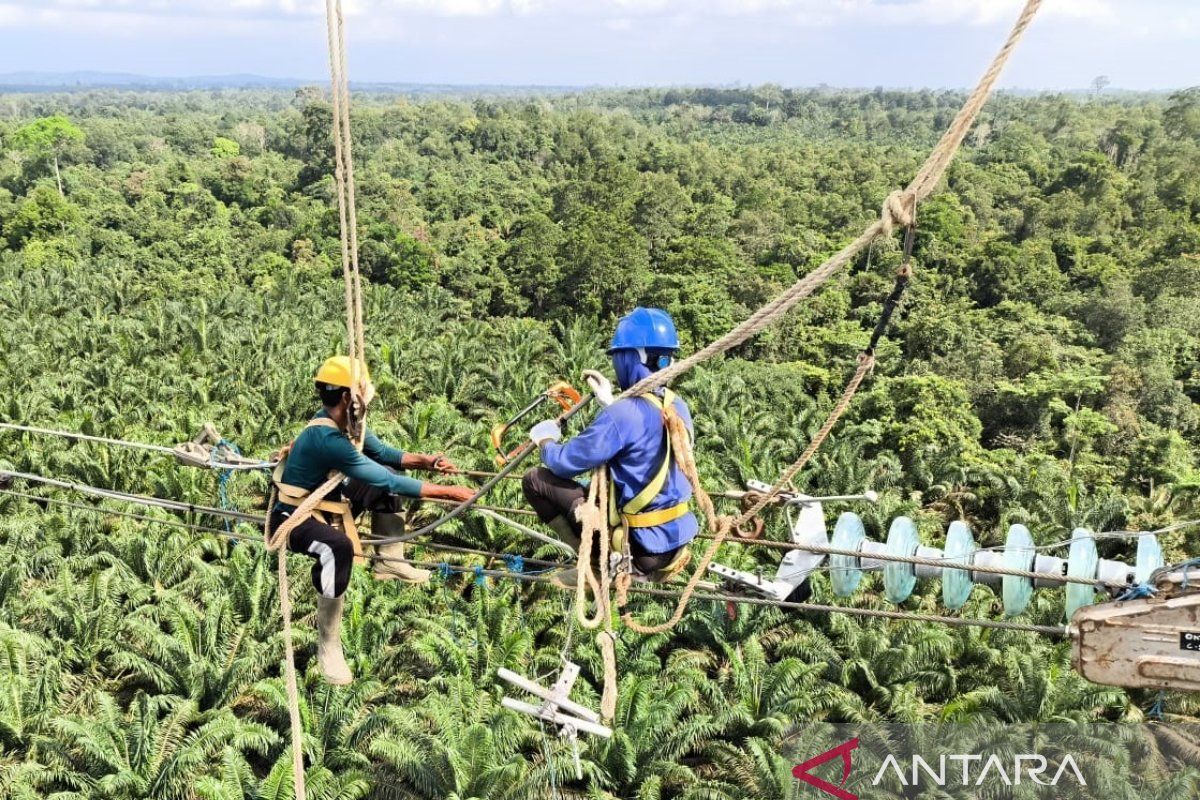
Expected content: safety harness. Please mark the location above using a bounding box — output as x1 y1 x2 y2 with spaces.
607 389 692 565
271 417 365 564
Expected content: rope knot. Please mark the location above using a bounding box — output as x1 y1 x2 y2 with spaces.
880 189 916 238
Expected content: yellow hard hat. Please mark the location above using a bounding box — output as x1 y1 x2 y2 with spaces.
315 356 375 404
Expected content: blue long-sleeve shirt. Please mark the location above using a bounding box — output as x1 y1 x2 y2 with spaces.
540 392 698 554
275 409 423 511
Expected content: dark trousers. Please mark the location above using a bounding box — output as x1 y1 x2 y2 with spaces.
521 466 682 573
274 473 406 599
273 509 353 599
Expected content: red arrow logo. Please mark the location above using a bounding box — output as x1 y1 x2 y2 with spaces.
793 738 859 800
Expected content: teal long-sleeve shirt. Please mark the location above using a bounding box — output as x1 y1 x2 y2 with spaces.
274 409 423 510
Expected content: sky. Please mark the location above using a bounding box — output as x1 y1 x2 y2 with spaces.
0 0 1196 90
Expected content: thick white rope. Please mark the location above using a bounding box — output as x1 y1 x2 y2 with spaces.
261 485 307 800
258 4 371 796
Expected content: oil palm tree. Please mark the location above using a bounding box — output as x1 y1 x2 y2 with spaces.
40 690 277 800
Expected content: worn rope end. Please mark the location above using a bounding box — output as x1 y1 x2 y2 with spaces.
598 629 618 722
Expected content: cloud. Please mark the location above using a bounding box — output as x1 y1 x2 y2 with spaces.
0 0 1125 24
0 0 1165 49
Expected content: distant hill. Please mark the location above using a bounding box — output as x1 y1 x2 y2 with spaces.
0 71 584 95
1 71 1160 98
0 71 311 91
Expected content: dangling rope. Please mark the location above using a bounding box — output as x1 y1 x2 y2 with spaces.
265 2 369 796
262 489 307 800
574 475 609 631
325 0 368 434
621 0 1042 401
572 473 620 720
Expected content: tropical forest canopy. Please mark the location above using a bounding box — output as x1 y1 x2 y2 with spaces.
0 85 1199 798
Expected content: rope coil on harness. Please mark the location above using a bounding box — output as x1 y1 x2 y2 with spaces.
574 474 610 631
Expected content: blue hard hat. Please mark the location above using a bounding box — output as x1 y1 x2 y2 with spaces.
608 307 680 353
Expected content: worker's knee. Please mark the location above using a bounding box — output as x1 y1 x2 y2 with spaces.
344 475 400 515
523 467 587 523
303 528 354 599
521 467 549 502
330 532 355 563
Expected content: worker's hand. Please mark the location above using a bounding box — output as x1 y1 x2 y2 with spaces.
421 483 475 504
425 453 459 474
582 369 614 407
529 419 561 446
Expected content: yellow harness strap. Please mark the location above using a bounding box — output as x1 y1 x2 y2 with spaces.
272 416 364 564
608 389 690 540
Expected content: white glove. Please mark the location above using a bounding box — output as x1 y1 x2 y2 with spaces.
582 369 614 407
529 419 561 446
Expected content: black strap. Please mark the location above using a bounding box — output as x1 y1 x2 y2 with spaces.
864 219 916 357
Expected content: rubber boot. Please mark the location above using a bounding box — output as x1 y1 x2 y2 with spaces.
547 515 582 589
371 512 431 584
551 567 578 589
316 595 353 685
547 514 582 551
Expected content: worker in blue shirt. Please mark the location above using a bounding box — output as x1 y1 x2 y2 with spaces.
522 308 697 586
270 355 473 684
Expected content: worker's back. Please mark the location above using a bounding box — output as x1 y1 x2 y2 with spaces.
603 392 698 554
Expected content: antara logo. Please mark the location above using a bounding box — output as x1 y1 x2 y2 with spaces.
793 739 1088 798
792 738 860 800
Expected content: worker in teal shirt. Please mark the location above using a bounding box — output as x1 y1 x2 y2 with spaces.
270 356 473 685
522 308 698 585
275 412 426 504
